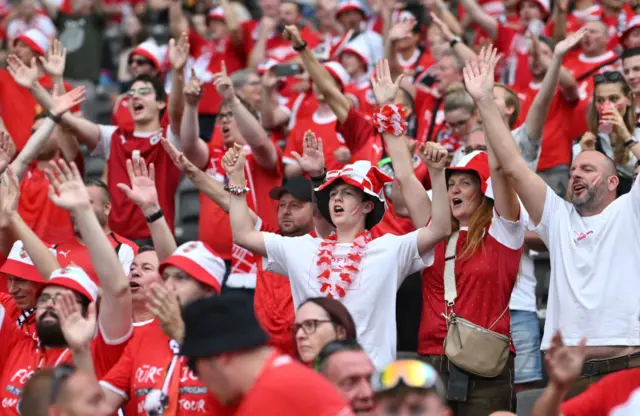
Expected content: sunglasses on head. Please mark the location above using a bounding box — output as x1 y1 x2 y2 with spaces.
594 71 625 84
373 360 444 397
49 364 76 404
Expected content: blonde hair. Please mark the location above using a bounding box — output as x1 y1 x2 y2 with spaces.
443 82 475 115
494 83 521 129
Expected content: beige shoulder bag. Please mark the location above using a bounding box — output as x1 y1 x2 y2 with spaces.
442 231 510 378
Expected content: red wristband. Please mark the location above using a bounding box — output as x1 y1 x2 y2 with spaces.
372 104 408 136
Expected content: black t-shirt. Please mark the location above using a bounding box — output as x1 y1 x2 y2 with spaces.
56 12 106 82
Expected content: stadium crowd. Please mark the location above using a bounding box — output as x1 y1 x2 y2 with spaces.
0 0 639 414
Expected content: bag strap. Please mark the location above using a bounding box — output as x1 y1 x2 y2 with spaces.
576 55 620 82
488 306 509 331
426 97 443 142
443 231 460 305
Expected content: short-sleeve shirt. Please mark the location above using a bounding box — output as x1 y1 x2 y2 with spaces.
235 352 354 416
100 320 234 416
0 304 129 415
530 179 640 350
262 230 434 370
493 23 531 89
92 126 181 240
561 369 640 415
418 210 524 355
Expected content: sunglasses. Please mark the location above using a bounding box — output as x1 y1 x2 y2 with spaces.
373 360 444 397
594 71 625 84
49 364 75 404
129 58 153 66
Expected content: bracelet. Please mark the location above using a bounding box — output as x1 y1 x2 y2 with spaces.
449 36 461 47
372 104 408 136
145 209 164 223
293 41 307 52
310 168 327 182
47 111 62 123
624 140 638 148
224 183 251 195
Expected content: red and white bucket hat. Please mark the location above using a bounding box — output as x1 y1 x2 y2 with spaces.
159 241 226 294
40 266 100 302
335 0 366 18
208 7 224 21
315 160 393 229
323 61 350 90
15 28 49 55
339 35 371 68
0 240 50 283
620 15 640 44
446 151 492 197
129 39 167 71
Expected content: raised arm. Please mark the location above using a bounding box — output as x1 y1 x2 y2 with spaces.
248 17 276 69
550 0 569 42
0 132 16 176
430 12 476 64
214 62 278 171
168 33 189 136
6 55 101 150
168 0 189 37
223 144 267 257
463 47 547 224
162 138 259 224
220 0 243 48
282 25 352 124
117 157 177 262
10 86 86 179
39 39 68 101
179 69 210 169
458 0 498 39
260 70 290 129
47 160 132 342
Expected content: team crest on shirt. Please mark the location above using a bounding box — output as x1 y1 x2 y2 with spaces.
150 133 163 145
182 242 200 253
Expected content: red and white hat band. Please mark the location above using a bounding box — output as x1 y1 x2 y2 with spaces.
16 29 49 55
160 242 226 293
208 7 224 20
48 266 99 302
336 0 366 16
621 15 640 39
0 240 50 283
319 160 392 201
130 40 167 70
447 151 491 195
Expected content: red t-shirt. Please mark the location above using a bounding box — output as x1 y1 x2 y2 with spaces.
344 80 376 121
56 233 139 285
94 126 181 240
235 352 354 416
284 112 347 172
0 71 78 152
240 20 321 64
19 156 85 247
561 369 640 416
0 293 37 340
415 88 446 144
494 23 531 90
112 94 170 132
199 144 282 260
0 305 128 415
100 320 234 416
418 215 523 355
189 28 246 115
544 5 602 38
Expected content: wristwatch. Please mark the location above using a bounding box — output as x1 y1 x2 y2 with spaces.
449 36 461 47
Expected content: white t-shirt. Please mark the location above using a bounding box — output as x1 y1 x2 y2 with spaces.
509 209 537 312
531 178 640 350
262 230 434 370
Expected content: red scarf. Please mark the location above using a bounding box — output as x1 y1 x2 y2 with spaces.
316 231 371 298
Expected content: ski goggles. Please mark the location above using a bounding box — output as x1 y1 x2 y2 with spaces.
372 360 446 399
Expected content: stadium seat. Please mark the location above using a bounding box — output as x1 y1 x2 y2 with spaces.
174 177 200 244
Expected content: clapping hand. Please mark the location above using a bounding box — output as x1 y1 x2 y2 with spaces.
213 61 236 103
291 130 325 177
40 39 67 78
545 331 587 392
116 156 160 217
0 131 16 175
147 282 184 342
463 46 501 102
169 32 189 71
55 291 97 351
46 159 91 212
161 137 200 180
221 143 247 185
184 69 204 107
370 59 404 107
418 142 448 171
6 54 39 89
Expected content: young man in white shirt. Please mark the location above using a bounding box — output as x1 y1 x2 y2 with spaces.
464 46 640 398
222 136 451 370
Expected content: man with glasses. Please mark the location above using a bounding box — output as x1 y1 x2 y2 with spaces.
317 340 376 415
373 360 451 416
20 365 111 416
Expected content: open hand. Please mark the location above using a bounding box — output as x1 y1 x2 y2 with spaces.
51 84 86 117
554 27 586 58
184 69 203 106
545 331 587 391
213 61 236 103
291 130 325 177
222 143 247 184
463 46 501 102
282 24 305 48
169 32 189 71
429 12 454 41
147 282 184 342
55 291 97 351
6 55 39 88
0 131 16 175
418 142 448 171
46 159 91 212
371 59 404 107
389 19 417 41
40 39 67 77
162 138 200 180
116 156 160 216
0 166 19 228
